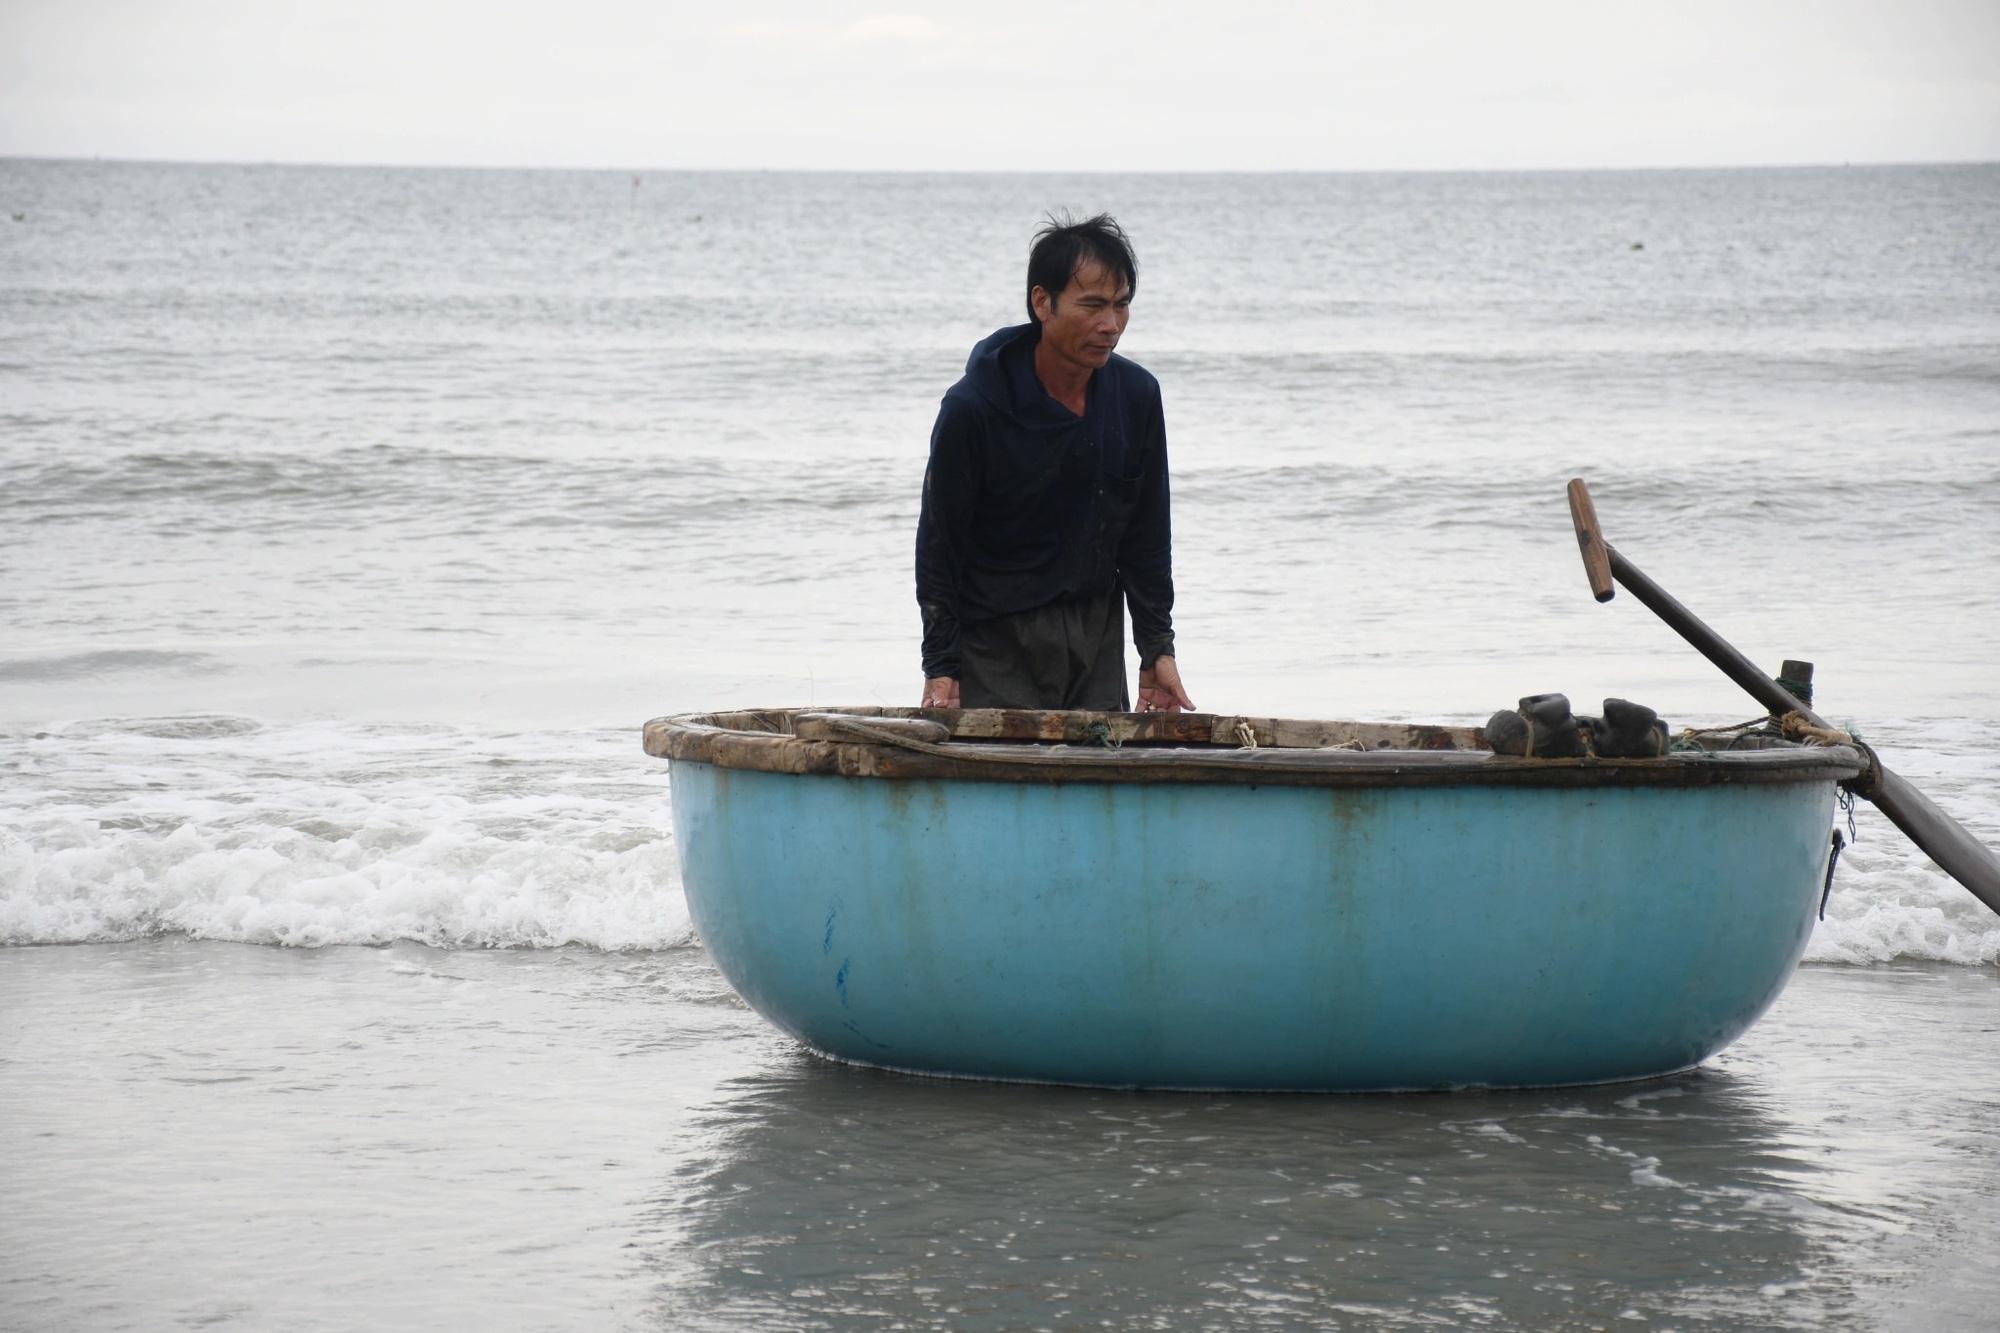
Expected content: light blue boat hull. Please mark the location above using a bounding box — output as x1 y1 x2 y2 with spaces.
669 760 1836 1091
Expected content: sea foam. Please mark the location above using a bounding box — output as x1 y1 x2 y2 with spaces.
1 720 692 950
1804 827 2000 966
1799 717 2000 966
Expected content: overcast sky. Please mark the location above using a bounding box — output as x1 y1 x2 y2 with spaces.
2 0 1995 171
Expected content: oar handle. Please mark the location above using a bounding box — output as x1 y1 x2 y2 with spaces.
1566 479 1615 603
1564 478 2000 918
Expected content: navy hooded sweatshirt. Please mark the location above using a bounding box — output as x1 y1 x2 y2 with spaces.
915 323 1176 680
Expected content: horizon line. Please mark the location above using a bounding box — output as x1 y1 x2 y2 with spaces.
4 152 1997 177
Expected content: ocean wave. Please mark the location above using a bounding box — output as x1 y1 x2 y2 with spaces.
0 445 910 539
0 721 692 950
0 649 225 682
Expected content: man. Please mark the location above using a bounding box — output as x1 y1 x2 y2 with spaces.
915 214 1194 713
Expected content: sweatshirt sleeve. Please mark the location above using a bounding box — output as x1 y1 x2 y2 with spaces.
1118 385 1176 668
914 396 980 679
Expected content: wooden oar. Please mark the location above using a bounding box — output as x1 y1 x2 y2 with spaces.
1566 478 2000 917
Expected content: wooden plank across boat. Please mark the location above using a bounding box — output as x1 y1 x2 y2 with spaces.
645 706 1864 1092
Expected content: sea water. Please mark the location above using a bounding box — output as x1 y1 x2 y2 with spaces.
2 160 1998 1328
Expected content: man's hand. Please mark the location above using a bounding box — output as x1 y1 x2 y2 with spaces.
921 676 961 708
1137 656 1195 713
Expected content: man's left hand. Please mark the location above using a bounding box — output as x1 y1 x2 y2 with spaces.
1137 656 1195 713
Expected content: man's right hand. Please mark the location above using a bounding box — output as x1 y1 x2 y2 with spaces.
921 677 961 708
1137 655 1195 713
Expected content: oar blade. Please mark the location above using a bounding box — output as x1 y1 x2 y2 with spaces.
1566 478 1615 603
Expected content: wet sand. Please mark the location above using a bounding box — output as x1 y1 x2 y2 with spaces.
3 943 1995 1331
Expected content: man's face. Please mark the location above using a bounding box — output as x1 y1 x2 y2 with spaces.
1031 257 1131 372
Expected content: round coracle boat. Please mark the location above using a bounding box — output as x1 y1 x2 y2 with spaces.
644 706 1864 1092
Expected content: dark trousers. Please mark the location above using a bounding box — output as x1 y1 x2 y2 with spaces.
959 589 1130 711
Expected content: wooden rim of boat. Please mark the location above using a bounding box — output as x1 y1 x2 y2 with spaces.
644 707 1867 790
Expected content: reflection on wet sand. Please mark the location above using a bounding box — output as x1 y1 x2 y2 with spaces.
2 945 1993 1328
653 1054 1866 1329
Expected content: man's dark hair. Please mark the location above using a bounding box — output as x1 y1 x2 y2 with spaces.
1025 213 1138 325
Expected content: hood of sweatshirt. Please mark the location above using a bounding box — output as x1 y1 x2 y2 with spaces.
958 323 1103 432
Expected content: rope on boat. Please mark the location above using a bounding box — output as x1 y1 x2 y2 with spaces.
1676 715 1773 745
1235 721 1258 749
1779 711 1854 747
1677 710 1859 752
1777 710 1885 798
1669 710 1879 791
